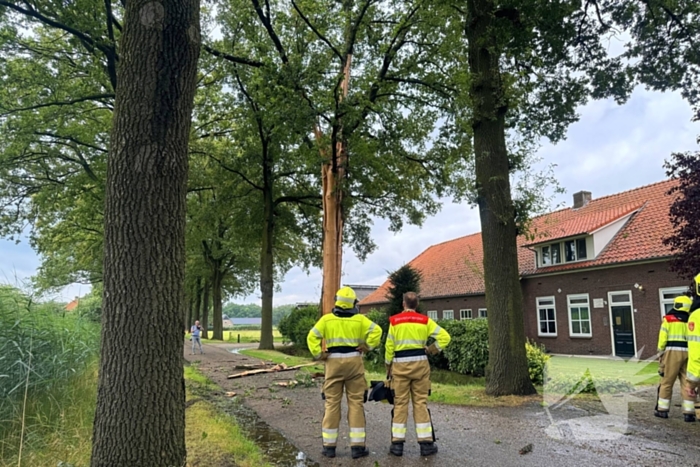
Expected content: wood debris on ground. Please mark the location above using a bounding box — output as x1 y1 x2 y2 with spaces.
225 391 237 397
227 362 317 379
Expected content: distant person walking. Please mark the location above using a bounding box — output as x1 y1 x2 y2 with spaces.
190 320 203 355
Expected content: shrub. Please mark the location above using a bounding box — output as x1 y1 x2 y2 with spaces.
526 339 550 385
363 309 390 367
278 306 318 347
441 319 490 376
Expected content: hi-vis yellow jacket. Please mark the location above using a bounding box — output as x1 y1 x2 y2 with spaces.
307 312 382 359
385 310 451 365
688 307 700 385
657 310 689 353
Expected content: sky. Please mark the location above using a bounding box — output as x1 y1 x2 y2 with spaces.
1 87 698 305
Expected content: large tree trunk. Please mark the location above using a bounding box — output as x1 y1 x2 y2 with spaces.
465 0 535 396
320 34 352 315
201 279 210 340
90 0 200 464
211 267 224 340
259 160 275 349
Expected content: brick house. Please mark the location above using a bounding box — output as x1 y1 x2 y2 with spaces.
359 180 691 359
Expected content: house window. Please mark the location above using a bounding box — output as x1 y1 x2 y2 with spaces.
541 238 588 267
443 310 454 320
478 308 487 319
537 297 557 337
659 287 689 317
567 294 591 337
427 310 438 320
460 309 472 320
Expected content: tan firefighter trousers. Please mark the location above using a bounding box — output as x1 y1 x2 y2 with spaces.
321 354 367 447
391 358 433 443
657 350 696 415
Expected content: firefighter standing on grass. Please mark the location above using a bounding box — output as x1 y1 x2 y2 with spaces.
684 273 700 419
385 292 450 457
307 286 382 460
655 294 695 421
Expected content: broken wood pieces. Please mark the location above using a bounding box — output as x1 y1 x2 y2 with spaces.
225 391 237 398
227 362 317 379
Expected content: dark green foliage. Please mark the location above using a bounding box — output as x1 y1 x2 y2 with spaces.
278 306 319 347
441 319 490 376
385 265 423 316
664 150 700 279
363 309 390 367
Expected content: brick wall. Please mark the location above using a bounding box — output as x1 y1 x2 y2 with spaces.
522 260 686 359
359 294 487 320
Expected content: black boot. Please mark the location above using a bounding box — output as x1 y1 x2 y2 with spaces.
684 414 696 423
389 442 404 457
351 446 369 459
322 446 336 458
654 410 668 419
420 442 438 456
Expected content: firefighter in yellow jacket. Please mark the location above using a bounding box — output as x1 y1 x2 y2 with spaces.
307 286 382 459
655 295 695 421
684 273 700 419
385 292 450 457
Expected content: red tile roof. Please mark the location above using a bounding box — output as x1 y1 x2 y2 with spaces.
360 179 677 305
65 299 79 311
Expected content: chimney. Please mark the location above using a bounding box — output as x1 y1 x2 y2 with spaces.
573 191 592 209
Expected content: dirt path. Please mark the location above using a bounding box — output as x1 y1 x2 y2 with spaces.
185 343 700 466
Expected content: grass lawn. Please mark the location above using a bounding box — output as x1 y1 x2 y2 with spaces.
194 329 283 344
184 365 272 467
545 355 660 386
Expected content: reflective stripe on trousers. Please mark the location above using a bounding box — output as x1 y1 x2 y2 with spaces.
392 423 406 439
321 355 367 447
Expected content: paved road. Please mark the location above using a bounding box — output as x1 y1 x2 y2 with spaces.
185 343 700 467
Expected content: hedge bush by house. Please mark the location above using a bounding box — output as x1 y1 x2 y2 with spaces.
278 306 318 347
545 370 634 395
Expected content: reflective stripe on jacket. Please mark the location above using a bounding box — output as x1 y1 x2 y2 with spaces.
658 311 689 352
307 312 382 359
687 310 700 382
385 310 451 365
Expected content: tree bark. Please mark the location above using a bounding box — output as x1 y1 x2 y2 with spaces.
201 279 210 340
193 277 202 322
259 151 275 349
211 267 224 340
90 0 200 464
465 0 535 396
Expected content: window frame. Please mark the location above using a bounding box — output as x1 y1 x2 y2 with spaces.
442 309 454 320
427 310 438 320
538 236 589 268
536 296 557 337
459 309 472 320
478 308 487 319
567 293 592 338
658 286 689 318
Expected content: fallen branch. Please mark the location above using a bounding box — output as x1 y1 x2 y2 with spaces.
227 362 317 379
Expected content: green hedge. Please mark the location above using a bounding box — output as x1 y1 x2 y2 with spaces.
278 306 319 347
546 370 634 395
440 319 490 376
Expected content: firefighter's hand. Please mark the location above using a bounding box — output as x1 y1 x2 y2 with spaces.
356 344 370 354
314 352 329 361
425 344 439 356
385 364 392 379
686 386 698 399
